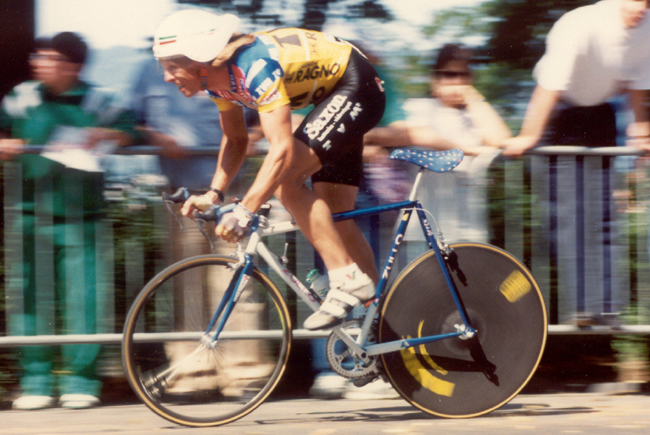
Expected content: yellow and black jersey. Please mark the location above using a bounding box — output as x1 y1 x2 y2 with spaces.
207 28 354 113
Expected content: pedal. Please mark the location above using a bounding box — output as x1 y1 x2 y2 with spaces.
352 374 377 388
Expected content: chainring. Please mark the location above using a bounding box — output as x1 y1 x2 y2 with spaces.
325 318 379 380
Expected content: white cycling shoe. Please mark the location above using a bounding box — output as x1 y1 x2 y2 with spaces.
303 272 375 331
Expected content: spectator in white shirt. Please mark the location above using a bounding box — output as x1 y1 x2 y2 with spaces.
502 0 650 155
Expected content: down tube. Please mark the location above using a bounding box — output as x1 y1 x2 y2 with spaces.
415 204 474 330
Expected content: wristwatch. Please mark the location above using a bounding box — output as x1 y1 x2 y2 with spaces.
208 187 225 203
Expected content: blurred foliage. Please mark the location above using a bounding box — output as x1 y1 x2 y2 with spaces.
422 0 594 69
483 0 594 69
178 0 393 30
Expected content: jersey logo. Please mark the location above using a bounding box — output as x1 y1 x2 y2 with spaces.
271 33 302 48
350 103 363 120
337 123 346 133
303 95 348 140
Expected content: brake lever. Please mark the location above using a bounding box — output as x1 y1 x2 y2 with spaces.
194 208 219 251
162 188 190 230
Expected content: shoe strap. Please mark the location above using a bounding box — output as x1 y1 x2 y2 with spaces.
319 289 362 317
325 289 362 306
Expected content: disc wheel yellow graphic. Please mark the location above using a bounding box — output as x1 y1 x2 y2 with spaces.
379 243 547 418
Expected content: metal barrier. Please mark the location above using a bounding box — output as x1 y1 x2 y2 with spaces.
2 145 650 349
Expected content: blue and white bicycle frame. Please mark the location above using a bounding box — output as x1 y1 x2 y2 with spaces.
204 149 476 362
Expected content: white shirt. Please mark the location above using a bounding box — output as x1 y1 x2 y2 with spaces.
407 98 482 153
534 0 650 106
401 98 490 243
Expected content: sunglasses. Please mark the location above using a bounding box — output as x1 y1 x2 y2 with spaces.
435 70 472 79
29 53 72 63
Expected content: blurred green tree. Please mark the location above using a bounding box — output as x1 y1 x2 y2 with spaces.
177 0 393 30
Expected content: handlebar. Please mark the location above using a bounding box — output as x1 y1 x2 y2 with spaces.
162 188 272 250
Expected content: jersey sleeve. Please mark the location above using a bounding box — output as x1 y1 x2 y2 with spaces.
533 11 583 91
246 57 289 113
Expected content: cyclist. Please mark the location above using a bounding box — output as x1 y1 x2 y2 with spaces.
153 9 386 330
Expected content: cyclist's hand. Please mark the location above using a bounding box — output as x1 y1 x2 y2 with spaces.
215 204 254 243
181 194 217 219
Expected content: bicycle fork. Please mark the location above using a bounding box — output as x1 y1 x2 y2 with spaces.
201 252 256 349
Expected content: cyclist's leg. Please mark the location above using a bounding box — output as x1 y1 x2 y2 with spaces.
313 181 379 284
273 166 355 272
290 50 384 330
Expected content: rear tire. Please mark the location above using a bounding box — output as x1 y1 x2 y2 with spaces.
379 243 547 418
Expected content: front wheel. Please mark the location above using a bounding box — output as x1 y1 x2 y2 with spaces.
379 243 547 418
122 255 292 427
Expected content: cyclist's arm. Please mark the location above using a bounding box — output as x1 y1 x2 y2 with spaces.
240 104 297 213
206 106 249 203
501 85 560 156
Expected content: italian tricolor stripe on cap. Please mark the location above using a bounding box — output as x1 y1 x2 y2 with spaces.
158 35 176 45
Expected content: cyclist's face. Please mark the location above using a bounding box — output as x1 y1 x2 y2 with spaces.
621 0 649 28
160 57 202 97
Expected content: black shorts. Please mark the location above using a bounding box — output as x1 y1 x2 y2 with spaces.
294 49 386 186
543 102 616 146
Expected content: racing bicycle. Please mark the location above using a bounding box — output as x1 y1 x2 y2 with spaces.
121 148 548 427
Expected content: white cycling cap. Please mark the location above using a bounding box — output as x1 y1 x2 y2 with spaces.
153 9 240 62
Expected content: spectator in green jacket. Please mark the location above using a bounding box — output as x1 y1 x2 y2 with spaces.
0 32 138 410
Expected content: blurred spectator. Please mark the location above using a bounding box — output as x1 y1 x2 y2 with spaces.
128 54 224 264
129 55 223 193
363 44 510 156
501 0 650 155
0 32 139 410
128 50 264 397
501 0 650 324
365 43 510 247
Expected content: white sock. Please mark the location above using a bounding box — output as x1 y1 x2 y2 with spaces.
328 263 364 283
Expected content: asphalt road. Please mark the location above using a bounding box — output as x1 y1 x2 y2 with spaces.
2 389 650 435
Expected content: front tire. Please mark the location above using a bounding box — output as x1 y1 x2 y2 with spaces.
122 255 292 427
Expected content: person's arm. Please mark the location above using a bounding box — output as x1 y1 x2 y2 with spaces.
180 106 249 216
501 85 560 156
364 121 463 151
0 138 25 160
208 106 250 201
136 126 186 159
626 89 650 151
368 122 492 157
461 86 512 147
239 104 297 213
85 127 137 148
0 99 25 160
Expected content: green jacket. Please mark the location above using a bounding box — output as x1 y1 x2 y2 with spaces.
0 80 138 217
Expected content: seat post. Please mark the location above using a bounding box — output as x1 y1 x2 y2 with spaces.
408 168 426 202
